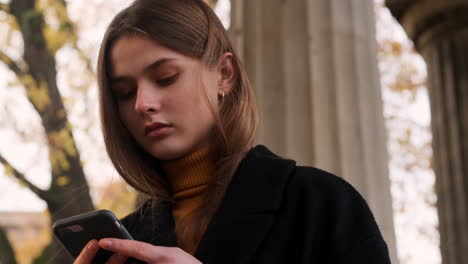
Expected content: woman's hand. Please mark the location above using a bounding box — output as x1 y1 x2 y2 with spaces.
101 238 201 264
74 240 107 264
74 239 202 264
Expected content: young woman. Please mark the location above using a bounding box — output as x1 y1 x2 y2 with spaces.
76 0 391 263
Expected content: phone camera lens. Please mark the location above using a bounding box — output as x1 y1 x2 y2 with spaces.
59 228 72 236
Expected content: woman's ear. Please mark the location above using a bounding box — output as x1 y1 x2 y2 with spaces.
217 52 236 96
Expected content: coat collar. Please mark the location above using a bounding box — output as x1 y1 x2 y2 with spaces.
144 146 296 263
194 145 296 263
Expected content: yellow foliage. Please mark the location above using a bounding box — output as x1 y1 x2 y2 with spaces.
3 164 14 176
97 182 137 219
38 0 77 54
19 74 35 88
203 0 218 8
36 0 48 10
52 1 70 25
50 149 70 172
0 52 12 65
44 25 69 54
56 175 70 186
48 127 79 173
21 75 51 112
0 5 19 31
6 16 20 32
0 3 9 12
49 127 78 157
390 41 403 57
33 81 52 111
18 178 27 188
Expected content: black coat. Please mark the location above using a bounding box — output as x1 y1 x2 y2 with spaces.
122 145 391 263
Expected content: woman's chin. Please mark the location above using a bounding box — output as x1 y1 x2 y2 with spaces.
147 144 190 161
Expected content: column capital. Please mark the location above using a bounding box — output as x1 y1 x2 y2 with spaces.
386 0 468 50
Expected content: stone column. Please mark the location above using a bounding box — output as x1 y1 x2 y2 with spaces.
230 0 398 262
386 1 468 263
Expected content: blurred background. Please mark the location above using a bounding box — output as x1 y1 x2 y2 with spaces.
1 0 465 263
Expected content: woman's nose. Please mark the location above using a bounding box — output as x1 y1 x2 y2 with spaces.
134 82 160 114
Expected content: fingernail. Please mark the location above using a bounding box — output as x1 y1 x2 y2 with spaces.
87 240 96 249
100 239 112 247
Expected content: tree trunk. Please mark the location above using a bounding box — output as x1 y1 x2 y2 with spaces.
7 0 96 263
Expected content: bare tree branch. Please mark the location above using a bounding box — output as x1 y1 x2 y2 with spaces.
53 0 96 76
5 1 95 263
72 43 96 77
0 153 48 201
0 51 27 78
204 0 218 8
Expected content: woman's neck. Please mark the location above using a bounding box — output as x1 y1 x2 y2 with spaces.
159 145 216 254
160 145 215 197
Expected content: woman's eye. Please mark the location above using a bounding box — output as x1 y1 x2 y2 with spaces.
115 89 135 101
156 74 178 87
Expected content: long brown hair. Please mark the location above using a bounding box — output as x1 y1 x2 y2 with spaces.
97 0 258 253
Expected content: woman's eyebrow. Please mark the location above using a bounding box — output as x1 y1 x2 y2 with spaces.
110 58 177 83
143 58 177 75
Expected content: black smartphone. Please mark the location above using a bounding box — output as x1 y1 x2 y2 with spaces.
53 209 140 263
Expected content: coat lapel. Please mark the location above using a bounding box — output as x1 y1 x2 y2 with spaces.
125 199 178 248
195 146 296 264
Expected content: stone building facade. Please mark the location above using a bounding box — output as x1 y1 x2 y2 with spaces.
230 0 398 263
386 1 468 263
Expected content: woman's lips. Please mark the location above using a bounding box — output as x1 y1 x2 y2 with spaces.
145 122 172 137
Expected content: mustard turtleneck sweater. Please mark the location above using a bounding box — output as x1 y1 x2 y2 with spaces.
160 146 215 240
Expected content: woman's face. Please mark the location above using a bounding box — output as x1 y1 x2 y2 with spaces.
109 35 220 160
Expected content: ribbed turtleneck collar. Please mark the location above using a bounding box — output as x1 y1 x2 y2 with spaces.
160 146 215 200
